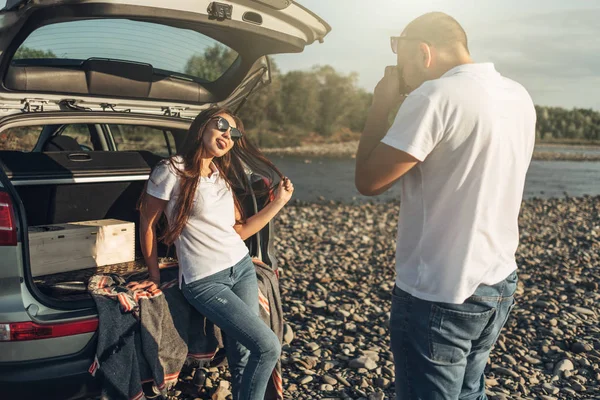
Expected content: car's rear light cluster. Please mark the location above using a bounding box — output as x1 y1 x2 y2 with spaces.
0 191 17 246
0 319 98 341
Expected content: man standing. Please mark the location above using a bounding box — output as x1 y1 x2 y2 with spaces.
354 12 536 400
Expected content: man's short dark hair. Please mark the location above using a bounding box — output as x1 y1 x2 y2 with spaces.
403 12 469 53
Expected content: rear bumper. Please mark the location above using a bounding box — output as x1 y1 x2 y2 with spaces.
0 333 100 400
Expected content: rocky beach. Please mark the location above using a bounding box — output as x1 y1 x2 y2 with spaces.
169 195 600 400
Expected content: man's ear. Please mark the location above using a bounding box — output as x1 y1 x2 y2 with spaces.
420 42 432 69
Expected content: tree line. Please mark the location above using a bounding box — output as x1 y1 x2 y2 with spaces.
236 57 600 146
235 63 374 148
535 106 600 143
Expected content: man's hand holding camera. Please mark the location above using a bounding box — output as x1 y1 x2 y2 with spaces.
373 65 407 112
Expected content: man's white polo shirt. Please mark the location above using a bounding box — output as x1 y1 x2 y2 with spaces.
381 63 536 304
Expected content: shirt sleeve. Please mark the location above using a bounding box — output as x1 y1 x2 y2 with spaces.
380 93 444 162
146 162 178 201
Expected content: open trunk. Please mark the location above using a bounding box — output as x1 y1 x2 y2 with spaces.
0 0 331 119
0 148 274 307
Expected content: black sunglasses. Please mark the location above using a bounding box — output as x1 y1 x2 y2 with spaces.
213 116 243 140
390 36 432 54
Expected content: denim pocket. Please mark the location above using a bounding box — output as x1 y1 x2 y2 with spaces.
429 304 496 364
489 297 516 343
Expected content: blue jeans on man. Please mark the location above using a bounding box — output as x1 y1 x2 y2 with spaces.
390 271 518 399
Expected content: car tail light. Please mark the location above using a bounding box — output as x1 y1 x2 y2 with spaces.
0 318 98 341
0 191 17 246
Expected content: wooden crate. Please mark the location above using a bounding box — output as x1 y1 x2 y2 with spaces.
71 219 135 267
29 219 135 277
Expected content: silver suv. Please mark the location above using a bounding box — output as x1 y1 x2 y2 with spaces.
0 1 329 399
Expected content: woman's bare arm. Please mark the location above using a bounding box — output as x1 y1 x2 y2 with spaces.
138 193 168 285
234 178 294 240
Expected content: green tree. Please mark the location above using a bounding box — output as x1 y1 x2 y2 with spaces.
279 70 321 131
314 65 361 136
533 105 600 142
14 46 56 59
184 44 238 81
237 59 284 133
344 89 373 132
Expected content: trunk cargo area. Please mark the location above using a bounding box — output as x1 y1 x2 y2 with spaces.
1 150 172 301
0 150 268 303
32 258 179 301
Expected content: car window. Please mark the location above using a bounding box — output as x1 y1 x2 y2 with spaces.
13 19 239 83
109 125 175 157
0 124 93 152
0 126 43 151
60 124 93 150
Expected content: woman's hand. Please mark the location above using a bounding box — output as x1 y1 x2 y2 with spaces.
273 177 294 205
234 177 294 240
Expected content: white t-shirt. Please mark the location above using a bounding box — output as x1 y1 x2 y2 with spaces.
145 156 249 287
381 63 536 304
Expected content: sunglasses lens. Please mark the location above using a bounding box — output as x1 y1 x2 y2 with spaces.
215 117 242 140
216 117 229 131
231 128 242 140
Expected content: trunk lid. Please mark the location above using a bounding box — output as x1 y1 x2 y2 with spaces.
0 0 330 119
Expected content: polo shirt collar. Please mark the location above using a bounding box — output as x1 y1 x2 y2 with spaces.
200 162 220 183
441 62 498 79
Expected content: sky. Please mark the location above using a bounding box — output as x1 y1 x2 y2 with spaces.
274 0 600 110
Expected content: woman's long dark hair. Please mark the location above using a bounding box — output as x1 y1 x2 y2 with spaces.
140 106 284 246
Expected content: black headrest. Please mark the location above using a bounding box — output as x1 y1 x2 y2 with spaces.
43 135 81 152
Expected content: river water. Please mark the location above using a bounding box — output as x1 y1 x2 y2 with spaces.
272 156 600 203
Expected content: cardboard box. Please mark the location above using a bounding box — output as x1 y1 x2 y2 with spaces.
29 219 135 277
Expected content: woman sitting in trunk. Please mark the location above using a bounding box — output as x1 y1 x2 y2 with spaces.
137 107 293 400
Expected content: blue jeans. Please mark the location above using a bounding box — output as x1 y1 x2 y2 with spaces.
390 271 518 400
181 254 281 400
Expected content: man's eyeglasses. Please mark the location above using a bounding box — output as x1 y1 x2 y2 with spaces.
213 116 243 140
390 36 432 55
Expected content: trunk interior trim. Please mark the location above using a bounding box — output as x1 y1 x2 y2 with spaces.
0 111 194 131
10 175 150 186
